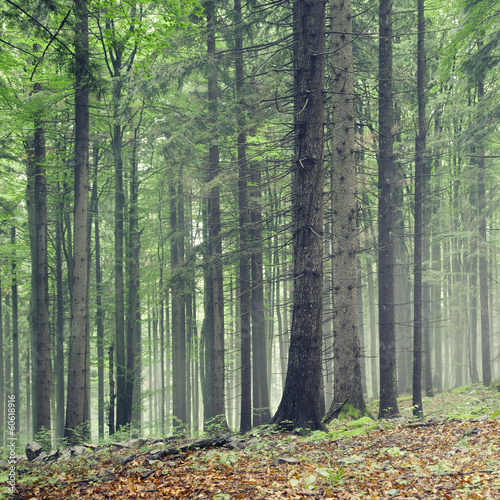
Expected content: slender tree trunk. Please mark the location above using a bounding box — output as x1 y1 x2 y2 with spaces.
205 1 228 431
378 0 399 418
270 0 327 433
235 0 252 434
250 161 271 426
66 0 90 443
171 182 187 430
477 76 491 387
367 256 378 397
127 128 142 433
412 0 426 418
55 184 65 440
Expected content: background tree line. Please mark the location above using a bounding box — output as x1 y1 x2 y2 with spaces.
0 0 498 446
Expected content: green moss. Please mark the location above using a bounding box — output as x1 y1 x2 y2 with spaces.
337 404 360 420
345 416 374 429
451 386 469 394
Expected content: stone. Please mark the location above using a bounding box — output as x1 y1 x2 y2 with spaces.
25 442 43 462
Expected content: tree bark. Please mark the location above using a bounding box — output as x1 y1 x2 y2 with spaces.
477 76 491 387
412 0 426 418
171 181 187 430
330 0 365 417
235 0 252 434
270 0 327 433
378 0 399 418
65 0 89 444
204 1 228 432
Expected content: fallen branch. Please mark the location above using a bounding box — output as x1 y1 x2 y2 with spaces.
323 398 349 424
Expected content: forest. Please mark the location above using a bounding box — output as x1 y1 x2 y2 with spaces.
0 0 499 457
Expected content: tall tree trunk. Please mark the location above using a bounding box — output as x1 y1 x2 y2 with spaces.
55 183 65 440
171 182 187 430
113 70 127 430
127 125 142 433
235 0 252 434
378 0 399 418
330 0 365 417
26 68 51 442
270 0 327 433
250 161 271 426
477 76 492 387
204 1 228 431
412 0 426 418
66 0 89 444
367 255 378 397
93 164 105 439
468 182 480 384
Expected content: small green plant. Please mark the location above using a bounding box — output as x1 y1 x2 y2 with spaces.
317 464 344 487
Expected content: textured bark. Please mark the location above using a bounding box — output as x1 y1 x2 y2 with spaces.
171 182 187 430
93 159 105 439
204 1 228 432
378 0 399 418
412 0 426 418
235 0 252 434
330 0 365 417
270 0 327 433
55 185 65 439
477 77 491 387
250 162 271 426
26 53 51 440
65 0 89 444
113 73 126 430
128 133 142 432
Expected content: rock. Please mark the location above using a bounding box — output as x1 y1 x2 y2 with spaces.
110 441 130 449
71 446 89 457
26 442 43 462
127 466 154 479
225 436 246 450
470 416 487 423
120 454 137 466
33 452 48 464
97 468 113 478
271 457 300 466
41 449 61 463
148 449 169 460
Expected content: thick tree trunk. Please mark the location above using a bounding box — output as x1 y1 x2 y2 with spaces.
270 0 327 433
378 0 399 418
66 0 89 444
330 0 365 418
26 72 51 442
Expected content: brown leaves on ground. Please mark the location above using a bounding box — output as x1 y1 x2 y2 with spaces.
11 390 500 499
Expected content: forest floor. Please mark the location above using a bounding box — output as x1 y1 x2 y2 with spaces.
7 384 500 499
